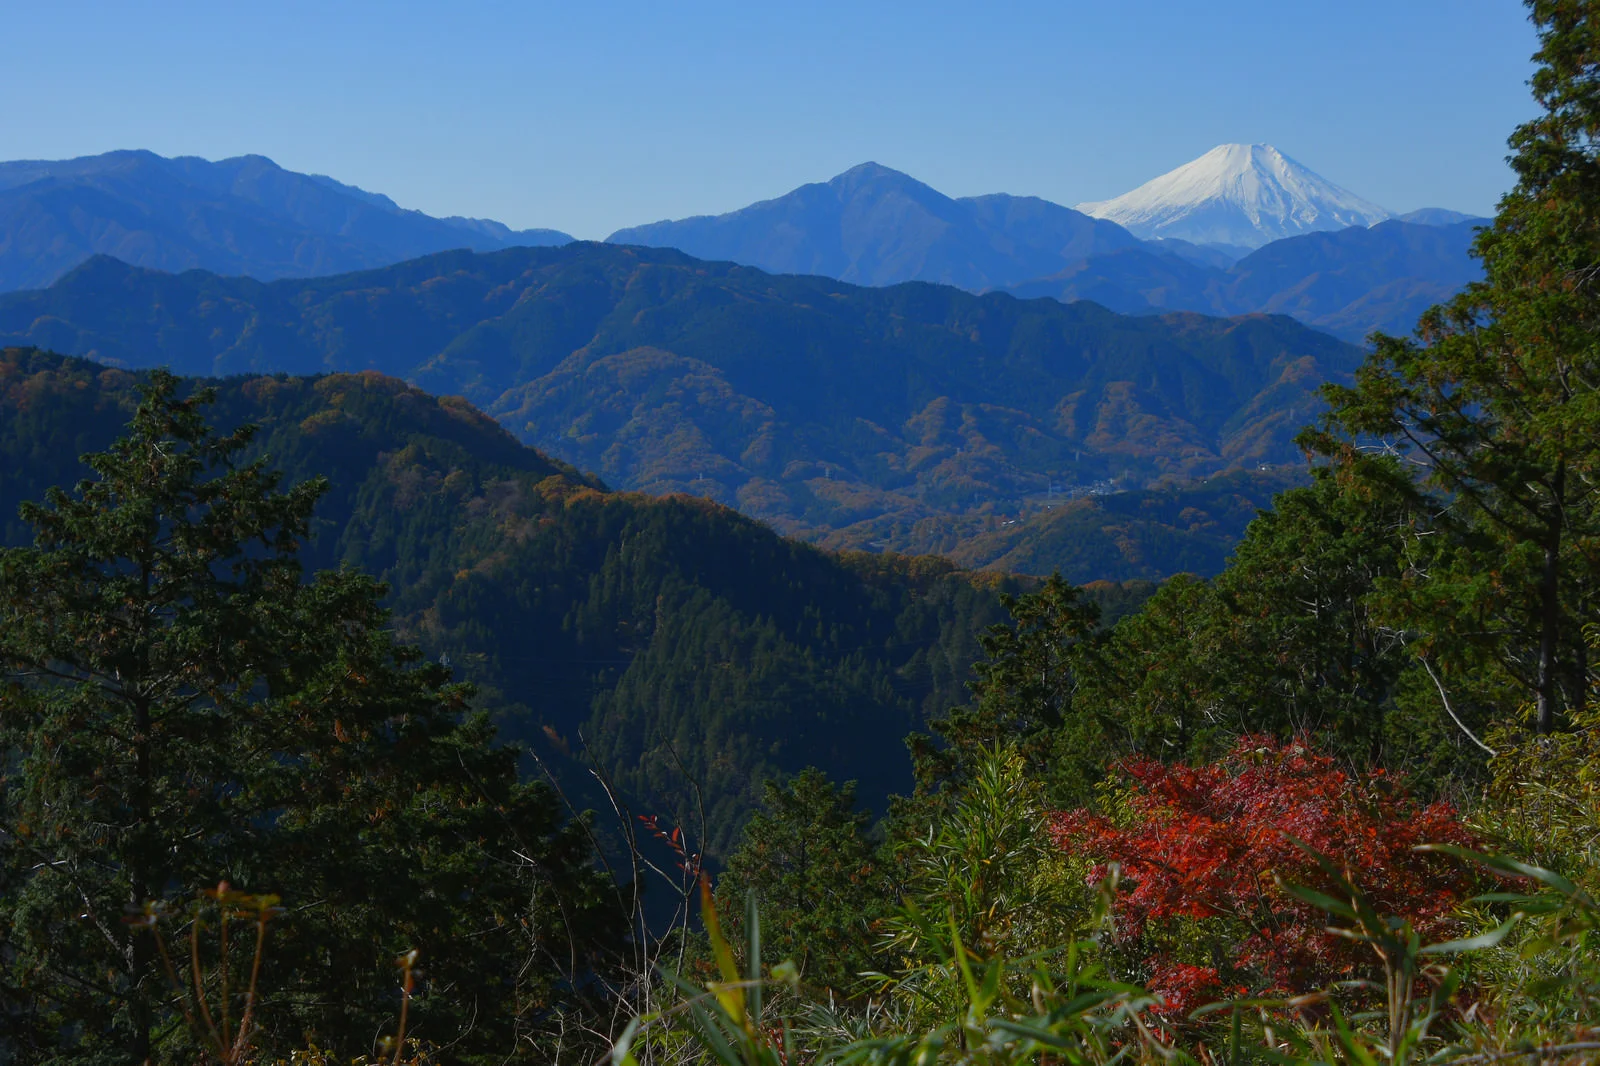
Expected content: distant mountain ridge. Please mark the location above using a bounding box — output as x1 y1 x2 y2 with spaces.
605 159 1483 341
1398 207 1487 226
608 161 1142 290
1075 144 1394 248
0 242 1359 573
1006 217 1484 341
0 149 1486 342
0 150 572 291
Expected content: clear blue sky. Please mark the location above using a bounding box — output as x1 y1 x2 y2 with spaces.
3 1 1541 239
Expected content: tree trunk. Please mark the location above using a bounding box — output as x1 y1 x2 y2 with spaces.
1535 462 1565 734
1575 596 1590 720
132 693 154 1064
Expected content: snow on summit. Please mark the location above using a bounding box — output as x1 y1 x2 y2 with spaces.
1075 144 1392 249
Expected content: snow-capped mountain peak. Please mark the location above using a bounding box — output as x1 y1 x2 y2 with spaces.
1075 143 1392 249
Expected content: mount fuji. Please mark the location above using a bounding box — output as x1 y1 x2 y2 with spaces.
1075 144 1393 250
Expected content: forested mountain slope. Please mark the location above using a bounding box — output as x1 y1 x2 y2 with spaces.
0 347 1013 850
942 467 1306 580
0 243 1357 574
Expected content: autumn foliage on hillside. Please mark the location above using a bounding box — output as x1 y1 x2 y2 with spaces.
1050 738 1478 1011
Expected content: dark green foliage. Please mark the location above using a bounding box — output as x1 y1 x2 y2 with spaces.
428 489 1007 854
0 373 619 1062
1053 458 1517 788
1075 578 1160 628
893 454 1495 818
1306 0 1600 739
0 353 141 548
716 770 886 999
1082 572 1229 760
1080 463 1422 765
1208 460 1435 766
910 575 1105 809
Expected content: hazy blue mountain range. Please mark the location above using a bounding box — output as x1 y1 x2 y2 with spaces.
606 161 1484 341
1397 207 1486 226
0 242 1358 572
1008 218 1485 340
0 150 572 292
608 161 1144 290
0 150 1487 342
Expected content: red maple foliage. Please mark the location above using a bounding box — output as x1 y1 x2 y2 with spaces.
1050 737 1477 1010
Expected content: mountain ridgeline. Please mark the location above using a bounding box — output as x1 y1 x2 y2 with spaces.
0 150 572 292
608 161 1145 290
606 159 1483 341
1007 217 1484 342
0 149 1485 343
0 242 1356 574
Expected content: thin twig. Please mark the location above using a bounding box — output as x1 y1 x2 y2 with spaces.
190 911 221 1051
151 923 202 1037
219 895 232 1053
392 950 416 1066
231 908 271 1062
1420 656 1498 756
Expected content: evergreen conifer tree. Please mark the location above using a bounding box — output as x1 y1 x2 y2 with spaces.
0 373 618 1063
1310 0 1600 735
908 574 1103 807
715 769 885 1000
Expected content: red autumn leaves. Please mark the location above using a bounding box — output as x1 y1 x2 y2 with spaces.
1050 737 1477 1013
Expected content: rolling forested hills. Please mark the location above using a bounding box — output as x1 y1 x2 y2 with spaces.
0 243 1356 576
0 346 1024 850
941 467 1306 579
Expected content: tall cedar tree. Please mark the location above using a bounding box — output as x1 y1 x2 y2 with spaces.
1078 460 1427 773
715 770 886 1000
1309 0 1600 734
0 374 619 1064
908 574 1103 807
